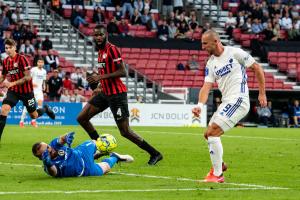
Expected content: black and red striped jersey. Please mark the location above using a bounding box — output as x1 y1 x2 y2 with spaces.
97 42 127 95
2 53 33 94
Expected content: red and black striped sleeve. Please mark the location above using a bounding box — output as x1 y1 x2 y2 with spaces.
2 58 7 75
19 55 31 72
109 45 123 67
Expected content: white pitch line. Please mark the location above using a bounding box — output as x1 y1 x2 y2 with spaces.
0 187 289 195
0 162 288 190
111 172 288 190
101 128 300 142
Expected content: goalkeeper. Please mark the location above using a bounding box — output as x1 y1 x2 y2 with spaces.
32 132 133 178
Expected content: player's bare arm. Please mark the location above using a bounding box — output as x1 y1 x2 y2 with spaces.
0 74 6 84
192 82 213 116
251 62 267 107
87 62 126 84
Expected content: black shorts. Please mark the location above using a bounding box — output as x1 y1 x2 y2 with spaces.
2 90 37 113
89 92 129 122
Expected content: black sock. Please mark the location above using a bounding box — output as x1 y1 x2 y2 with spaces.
0 115 7 140
139 140 160 156
88 130 100 140
37 108 46 118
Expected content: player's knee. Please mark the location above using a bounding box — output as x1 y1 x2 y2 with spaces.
205 125 223 138
29 112 38 119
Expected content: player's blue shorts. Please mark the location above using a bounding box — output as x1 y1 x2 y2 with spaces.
74 141 103 176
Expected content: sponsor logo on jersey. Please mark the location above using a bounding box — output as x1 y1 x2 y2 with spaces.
215 58 234 77
8 68 19 75
98 62 106 68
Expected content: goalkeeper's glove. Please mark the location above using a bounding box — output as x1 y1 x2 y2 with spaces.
42 149 53 167
65 132 75 147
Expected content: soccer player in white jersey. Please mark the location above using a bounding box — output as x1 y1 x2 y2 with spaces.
192 30 267 183
20 57 47 128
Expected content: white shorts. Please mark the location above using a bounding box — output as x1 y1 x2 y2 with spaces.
209 97 250 132
34 90 44 102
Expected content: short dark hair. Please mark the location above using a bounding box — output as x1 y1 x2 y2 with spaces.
4 39 16 47
95 24 106 30
32 142 42 156
37 56 44 61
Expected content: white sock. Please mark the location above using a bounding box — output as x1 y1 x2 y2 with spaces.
20 107 27 123
207 137 223 176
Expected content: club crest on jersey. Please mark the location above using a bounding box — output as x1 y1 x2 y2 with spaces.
13 63 18 68
58 150 65 156
97 62 106 68
215 58 234 77
102 53 107 59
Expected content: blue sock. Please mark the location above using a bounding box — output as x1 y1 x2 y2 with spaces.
102 156 118 168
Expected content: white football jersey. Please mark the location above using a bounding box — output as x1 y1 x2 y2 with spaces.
204 46 256 102
31 67 47 92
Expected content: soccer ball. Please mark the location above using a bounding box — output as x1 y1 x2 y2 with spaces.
96 134 117 154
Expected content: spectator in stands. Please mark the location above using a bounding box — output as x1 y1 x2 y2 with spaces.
225 12 237 39
186 54 199 71
107 17 120 36
71 67 83 89
118 17 130 36
33 36 42 50
92 0 101 8
295 16 300 29
188 15 198 31
19 39 35 56
131 9 142 25
272 23 282 41
47 69 63 102
236 11 246 29
57 65 66 79
238 0 250 13
288 21 300 41
292 100 300 127
114 5 123 21
173 0 183 14
146 13 158 32
11 4 24 24
143 0 151 11
168 20 178 38
71 0 85 11
167 11 178 25
176 13 188 27
70 5 88 28
45 49 60 71
134 0 144 13
141 9 150 25
291 6 299 19
257 104 272 126
251 18 264 34
63 72 73 90
92 6 105 24
33 49 43 66
162 0 172 17
263 22 276 41
157 19 169 41
51 0 62 15
251 3 263 20
136 95 143 103
42 36 53 51
60 88 71 102
12 24 22 43
22 25 36 42
121 0 134 20
0 10 10 32
70 89 86 102
280 12 293 30
176 21 188 39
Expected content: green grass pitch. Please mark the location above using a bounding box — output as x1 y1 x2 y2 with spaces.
0 125 299 200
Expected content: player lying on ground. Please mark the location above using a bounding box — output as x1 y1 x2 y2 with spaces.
32 132 133 177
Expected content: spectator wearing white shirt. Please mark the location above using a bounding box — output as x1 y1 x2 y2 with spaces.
11 5 24 24
60 89 71 102
71 67 83 89
280 12 292 30
70 89 86 102
45 49 59 72
19 39 35 56
225 12 236 39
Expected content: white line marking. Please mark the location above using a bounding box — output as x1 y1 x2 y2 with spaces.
111 172 288 190
101 128 300 141
0 162 288 190
0 187 289 195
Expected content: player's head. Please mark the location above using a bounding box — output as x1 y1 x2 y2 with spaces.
37 57 44 69
201 30 222 56
32 142 56 160
94 24 107 50
4 39 17 57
